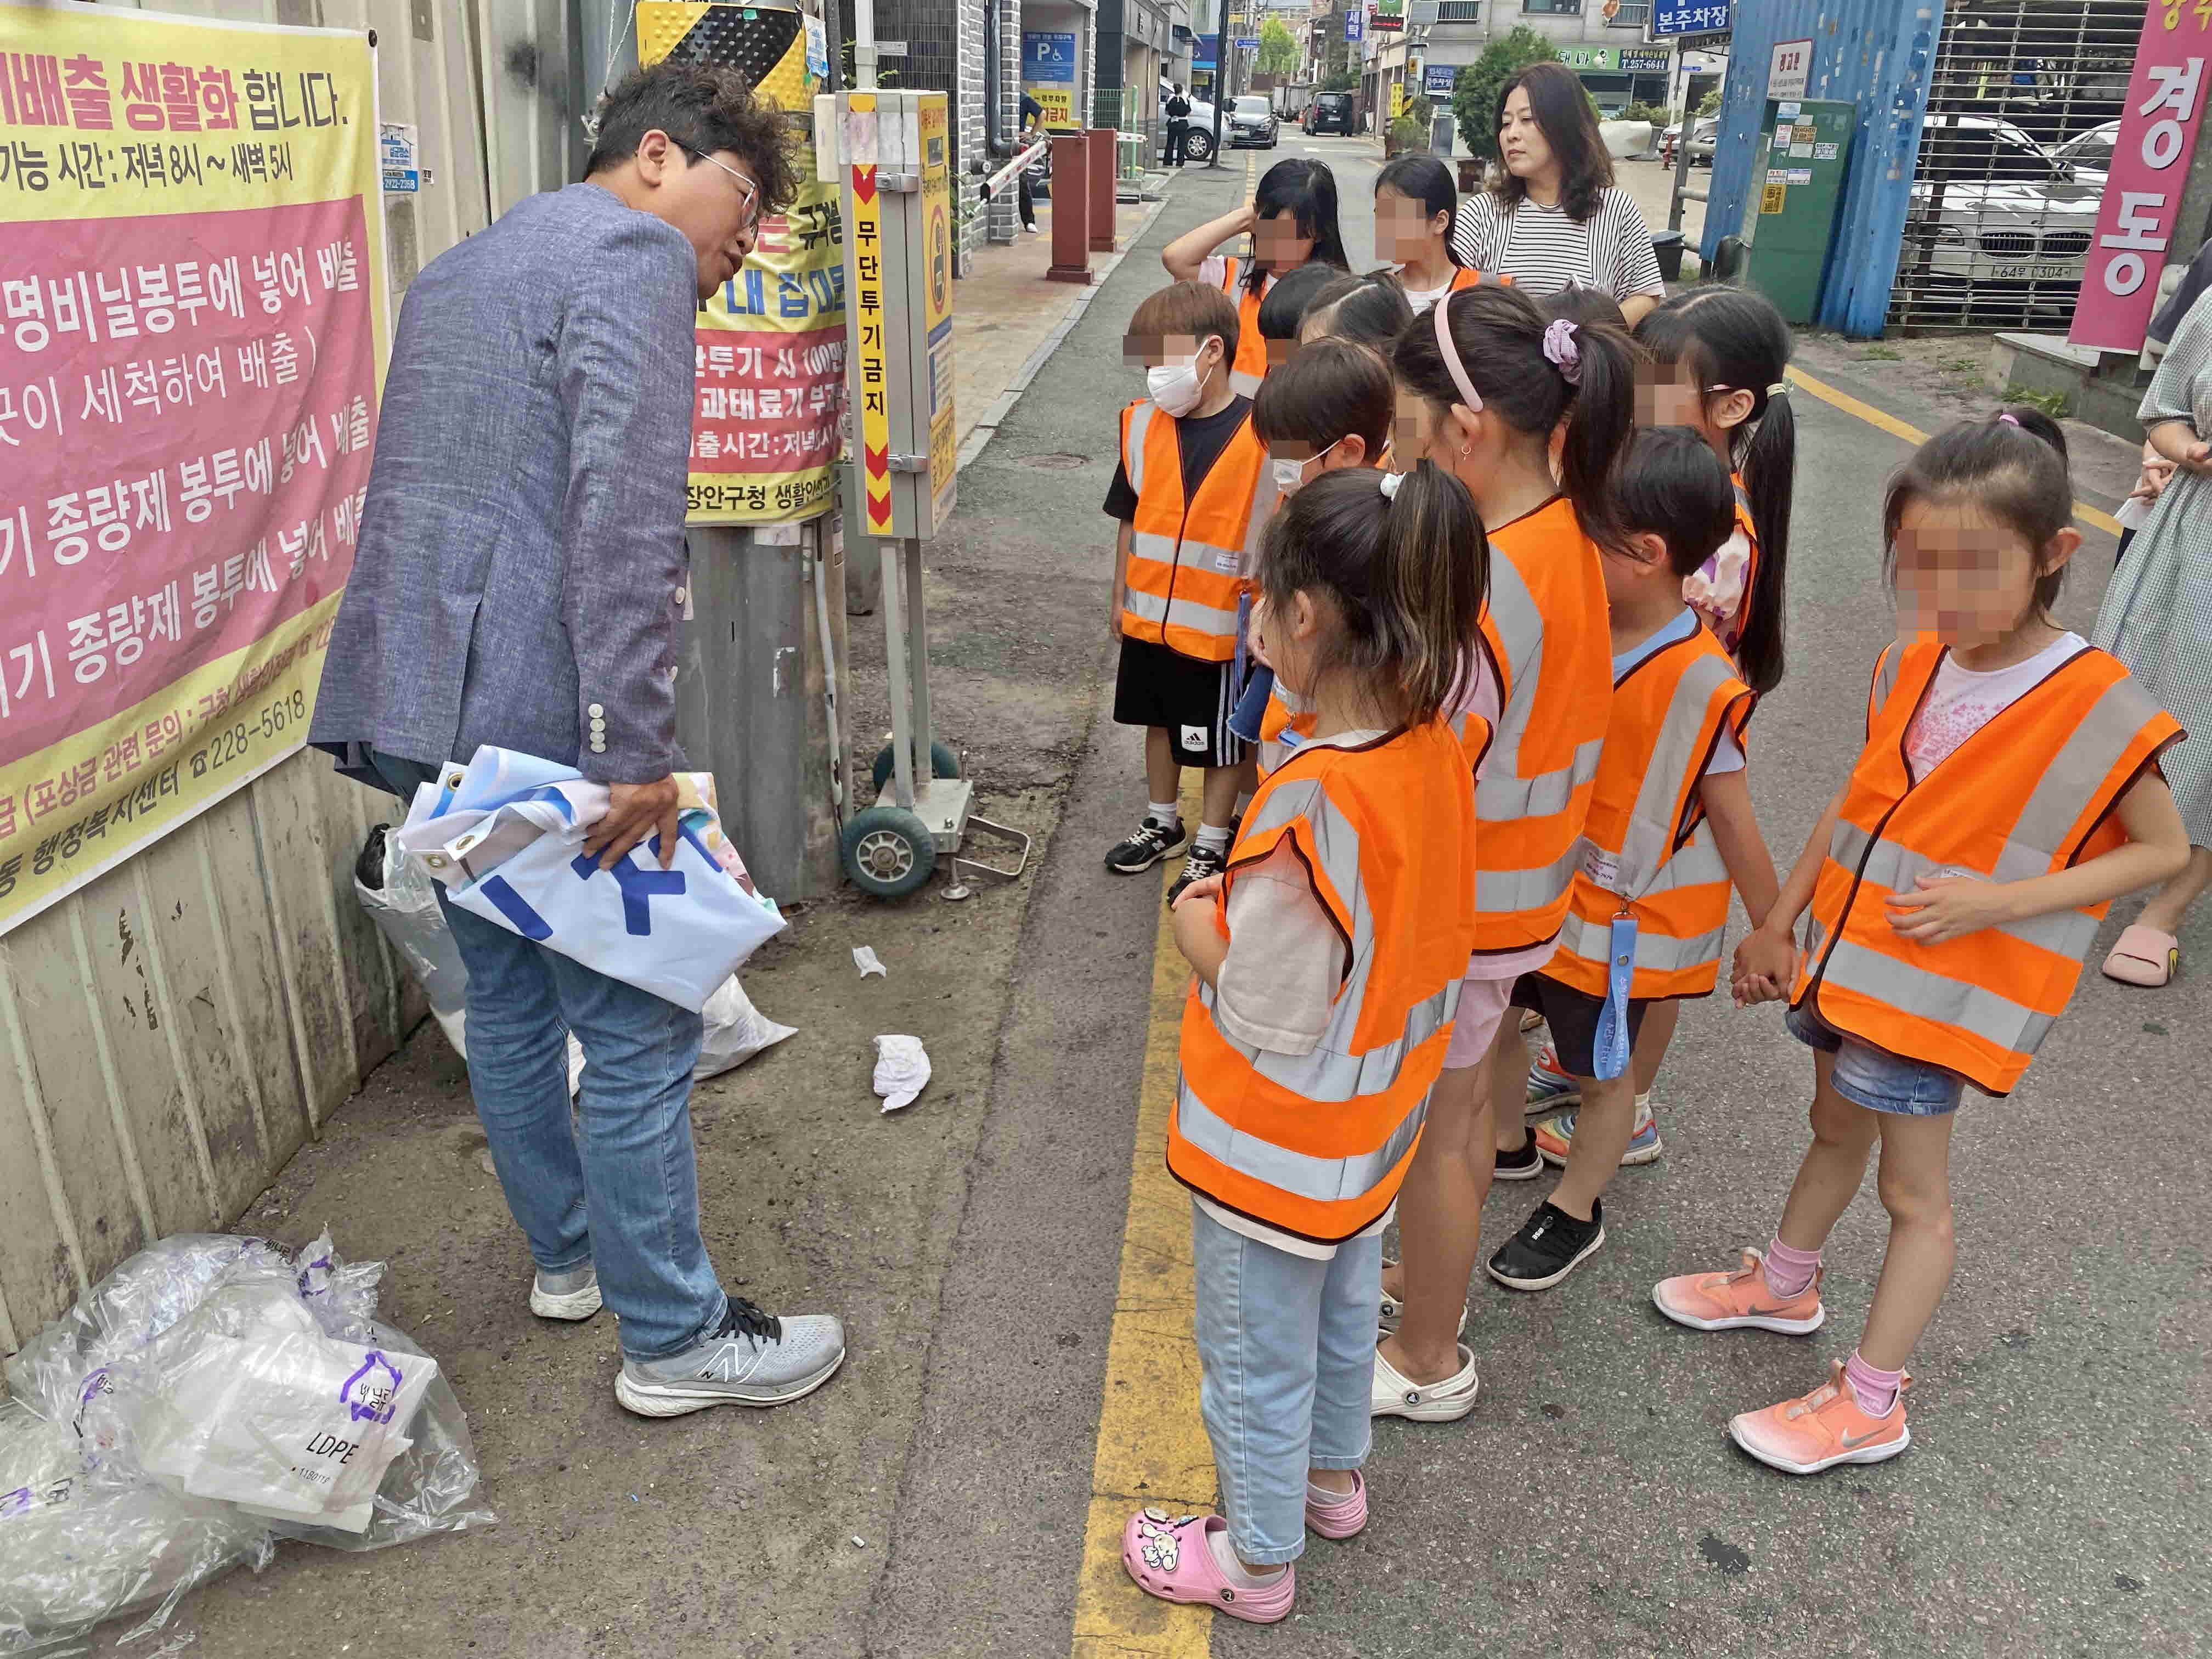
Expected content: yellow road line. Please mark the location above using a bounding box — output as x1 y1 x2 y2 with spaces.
1786 365 2125 537
1070 780 1214 1659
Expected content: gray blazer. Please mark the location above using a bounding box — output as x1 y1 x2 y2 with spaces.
311 182 696 788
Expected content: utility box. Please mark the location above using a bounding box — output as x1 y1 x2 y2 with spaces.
821 89 959 540
1746 98 1857 326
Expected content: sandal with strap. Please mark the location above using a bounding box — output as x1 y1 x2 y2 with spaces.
2102 924 2179 988
1121 1509 1295 1624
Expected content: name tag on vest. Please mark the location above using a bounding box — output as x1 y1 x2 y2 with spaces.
1581 847 1621 890
1212 550 1240 573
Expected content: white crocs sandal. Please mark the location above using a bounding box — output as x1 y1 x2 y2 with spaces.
1370 1342 1481 1422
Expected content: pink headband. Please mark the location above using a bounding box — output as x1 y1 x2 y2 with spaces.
1432 291 1483 414
1996 411 2020 426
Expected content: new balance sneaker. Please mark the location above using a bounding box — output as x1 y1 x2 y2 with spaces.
1523 1042 1580 1113
528 1262 602 1321
1652 1248 1826 1335
1166 841 1228 906
1106 815 1187 875
1532 1096 1663 1167
1487 1199 1605 1291
614 1297 846 1417
1492 1131 1544 1181
1729 1360 1911 1475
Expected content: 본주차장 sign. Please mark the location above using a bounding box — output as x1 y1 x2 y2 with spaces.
2070 8 2211 353
0 3 388 932
637 2 846 524
1652 0 1728 38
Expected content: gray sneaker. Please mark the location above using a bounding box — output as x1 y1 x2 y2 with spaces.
614 1297 846 1417
529 1262 602 1321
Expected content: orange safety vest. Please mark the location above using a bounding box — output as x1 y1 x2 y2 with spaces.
1169 721 1480 1243
1447 266 1513 291
1544 624 1753 1001
1471 496 1612 956
1708 471 1761 663
1217 255 1270 397
1791 641 2182 1095
1119 398 1271 664
1260 668 1492 787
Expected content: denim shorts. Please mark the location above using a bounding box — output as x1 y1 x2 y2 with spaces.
1785 1001 1965 1117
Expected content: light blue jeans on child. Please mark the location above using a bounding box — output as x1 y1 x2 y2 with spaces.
369 751 725 1361
1190 1201 1381 1565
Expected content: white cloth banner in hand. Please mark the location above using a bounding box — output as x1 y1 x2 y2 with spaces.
393 747 786 1012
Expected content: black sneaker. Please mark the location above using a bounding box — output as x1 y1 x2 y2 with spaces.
1487 1199 1605 1291
1166 841 1228 905
1105 816 1186 874
1492 1131 1544 1182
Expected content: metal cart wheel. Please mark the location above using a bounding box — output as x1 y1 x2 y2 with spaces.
841 804 939 899
871 739 961 796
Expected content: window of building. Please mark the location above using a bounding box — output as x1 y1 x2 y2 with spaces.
1605 1 1650 23
1436 1 1482 19
1521 0 1582 13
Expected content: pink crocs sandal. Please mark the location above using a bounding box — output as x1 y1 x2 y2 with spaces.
1306 1470 1367 1539
2102 924 2179 988
1121 1508 1296 1624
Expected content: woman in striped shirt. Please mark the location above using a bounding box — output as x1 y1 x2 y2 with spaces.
1449 61 1666 326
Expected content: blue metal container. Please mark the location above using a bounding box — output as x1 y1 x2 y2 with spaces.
1704 0 1948 336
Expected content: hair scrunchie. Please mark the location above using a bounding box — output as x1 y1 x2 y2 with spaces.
1379 470 1405 500
1541 317 1583 386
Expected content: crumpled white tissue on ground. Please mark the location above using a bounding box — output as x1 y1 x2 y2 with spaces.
872 1035 929 1113
853 946 887 978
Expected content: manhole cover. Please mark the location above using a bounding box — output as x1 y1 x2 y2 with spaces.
1018 452 1087 470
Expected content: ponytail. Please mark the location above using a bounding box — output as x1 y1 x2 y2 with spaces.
1636 286 1798 693
1255 462 1487 729
1734 382 1794 695
1393 284 1636 554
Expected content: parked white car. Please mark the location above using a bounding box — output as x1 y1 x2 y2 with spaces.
1898 114 2099 312
2050 119 2118 186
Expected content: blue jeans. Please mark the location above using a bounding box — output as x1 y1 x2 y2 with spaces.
1786 1000 1966 1117
1190 1202 1379 1565
369 752 724 1359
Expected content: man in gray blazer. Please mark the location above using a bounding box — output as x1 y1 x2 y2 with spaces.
311 63 845 1415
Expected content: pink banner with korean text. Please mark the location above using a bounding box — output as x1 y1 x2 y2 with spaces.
2069 5 2211 353
0 2 387 931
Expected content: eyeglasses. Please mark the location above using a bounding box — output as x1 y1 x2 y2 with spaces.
679 144 763 232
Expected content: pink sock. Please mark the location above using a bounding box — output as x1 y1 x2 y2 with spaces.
1763 1238 1821 1300
1844 1350 1903 1417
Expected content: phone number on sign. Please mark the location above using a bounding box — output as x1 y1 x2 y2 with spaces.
194 686 306 776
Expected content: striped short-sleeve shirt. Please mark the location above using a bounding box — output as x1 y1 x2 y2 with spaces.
1451 185 1666 303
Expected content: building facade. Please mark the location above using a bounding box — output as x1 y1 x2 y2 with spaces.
1419 1 1679 121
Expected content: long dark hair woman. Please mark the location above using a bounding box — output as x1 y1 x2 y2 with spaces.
1451 60 1666 326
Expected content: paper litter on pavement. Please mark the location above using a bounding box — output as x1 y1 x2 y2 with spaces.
872 1035 930 1113
853 946 888 978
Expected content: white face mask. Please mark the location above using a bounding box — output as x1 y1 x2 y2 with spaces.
1269 435 1346 494
1146 341 1216 416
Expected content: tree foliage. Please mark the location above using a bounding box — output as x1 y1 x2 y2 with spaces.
1259 15 1301 80
1452 26 1562 161
1696 88 1722 117
1322 68 1359 92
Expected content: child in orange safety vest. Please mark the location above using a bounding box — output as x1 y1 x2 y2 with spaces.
1103 281 1275 904
1656 411 2190 1476
1483 428 1783 1295
1121 462 1485 1627
1161 157 1350 397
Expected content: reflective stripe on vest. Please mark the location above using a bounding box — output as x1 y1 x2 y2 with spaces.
1792 644 2183 1094
1471 499 1611 953
1219 256 1269 397
1120 398 1268 663
1169 723 1480 1243
1544 631 1751 1001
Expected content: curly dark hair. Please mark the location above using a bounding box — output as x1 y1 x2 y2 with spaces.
1492 60 1612 224
585 63 800 215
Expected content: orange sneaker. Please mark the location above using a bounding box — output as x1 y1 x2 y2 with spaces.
1651 1248 1825 1335
1729 1361 1911 1475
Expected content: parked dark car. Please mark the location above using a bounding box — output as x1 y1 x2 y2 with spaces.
1306 91 1356 136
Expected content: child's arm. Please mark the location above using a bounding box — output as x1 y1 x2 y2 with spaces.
1697 768 1781 1005
1732 781 1847 1003
2145 418 2212 472
1109 520 1133 640
1172 878 1230 988
1887 771 2191 945
1164 205 1256 281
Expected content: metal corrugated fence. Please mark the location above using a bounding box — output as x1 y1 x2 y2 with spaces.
0 0 517 1357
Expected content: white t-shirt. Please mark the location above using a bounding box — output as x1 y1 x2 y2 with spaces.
1449 186 1666 301
1904 633 2086 782
1197 729 1393 1261
1393 266 1453 314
